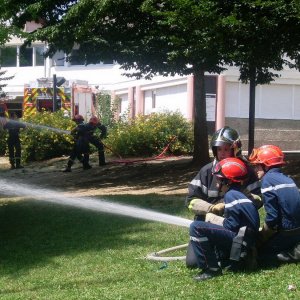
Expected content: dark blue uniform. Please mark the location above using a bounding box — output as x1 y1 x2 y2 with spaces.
64 121 90 171
185 158 261 268
190 186 259 270
186 158 261 207
259 168 300 255
84 122 107 166
3 118 26 168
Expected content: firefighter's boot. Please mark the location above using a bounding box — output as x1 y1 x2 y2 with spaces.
9 158 15 169
63 160 73 172
15 158 24 169
83 162 92 170
82 154 92 170
98 151 106 166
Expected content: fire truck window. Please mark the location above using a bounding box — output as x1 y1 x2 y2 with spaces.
0 47 17 67
37 99 53 112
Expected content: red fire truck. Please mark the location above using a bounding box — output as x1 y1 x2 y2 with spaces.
23 77 97 120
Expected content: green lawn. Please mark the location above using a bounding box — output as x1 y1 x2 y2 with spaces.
0 194 299 299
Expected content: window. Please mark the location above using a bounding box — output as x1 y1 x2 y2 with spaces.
36 46 45 66
0 47 17 67
20 47 33 66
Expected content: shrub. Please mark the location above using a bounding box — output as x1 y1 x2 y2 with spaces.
95 92 119 128
0 128 7 155
105 111 193 157
21 111 75 162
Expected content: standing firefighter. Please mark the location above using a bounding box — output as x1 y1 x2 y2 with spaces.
3 112 26 169
189 158 260 281
63 114 91 172
85 116 107 166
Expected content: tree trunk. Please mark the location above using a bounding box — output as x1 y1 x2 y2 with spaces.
248 68 256 156
192 69 210 167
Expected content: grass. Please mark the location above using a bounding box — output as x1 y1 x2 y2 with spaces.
0 194 300 299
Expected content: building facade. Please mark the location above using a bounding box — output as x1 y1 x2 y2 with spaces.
1 23 300 150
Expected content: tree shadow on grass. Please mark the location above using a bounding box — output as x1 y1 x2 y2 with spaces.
0 195 188 276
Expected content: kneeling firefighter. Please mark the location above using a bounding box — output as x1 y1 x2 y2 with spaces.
189 158 260 281
249 145 300 264
185 126 261 268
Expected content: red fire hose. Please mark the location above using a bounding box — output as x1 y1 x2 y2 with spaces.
104 136 178 164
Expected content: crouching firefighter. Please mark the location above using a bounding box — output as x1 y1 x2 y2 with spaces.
63 114 91 172
249 145 300 264
186 126 261 269
189 158 260 281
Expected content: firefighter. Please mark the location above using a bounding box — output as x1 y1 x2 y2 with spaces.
190 157 260 281
3 112 26 169
63 114 91 172
249 145 300 264
85 116 107 166
185 126 261 268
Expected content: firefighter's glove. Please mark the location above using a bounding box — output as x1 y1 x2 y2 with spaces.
256 223 277 249
188 199 212 215
250 193 263 210
209 202 225 216
205 213 225 226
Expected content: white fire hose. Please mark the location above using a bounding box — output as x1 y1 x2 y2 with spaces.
146 243 188 261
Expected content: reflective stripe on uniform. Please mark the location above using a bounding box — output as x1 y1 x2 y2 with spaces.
191 179 201 187
190 236 209 243
208 190 218 198
190 179 208 195
261 183 297 193
225 198 252 208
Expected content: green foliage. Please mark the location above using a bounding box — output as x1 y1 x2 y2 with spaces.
0 128 7 155
95 92 119 128
106 111 193 157
0 67 14 97
21 110 74 162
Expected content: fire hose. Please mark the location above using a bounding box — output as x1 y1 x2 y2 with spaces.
103 135 179 164
146 243 188 261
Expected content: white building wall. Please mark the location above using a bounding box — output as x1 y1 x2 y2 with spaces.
224 70 300 121
119 95 129 116
144 90 153 115
153 84 187 116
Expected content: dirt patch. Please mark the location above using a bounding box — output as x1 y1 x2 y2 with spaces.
0 155 198 197
1 155 299 198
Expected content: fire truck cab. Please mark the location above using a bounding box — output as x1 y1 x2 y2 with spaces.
23 77 96 120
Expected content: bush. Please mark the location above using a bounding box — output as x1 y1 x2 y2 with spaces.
0 128 7 155
2 110 193 163
105 111 193 157
21 111 75 162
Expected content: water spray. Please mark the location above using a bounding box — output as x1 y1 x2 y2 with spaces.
0 116 71 135
0 179 192 228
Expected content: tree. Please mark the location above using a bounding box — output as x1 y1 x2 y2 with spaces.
3 0 300 161
219 1 300 154
1 0 238 166
0 68 14 98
